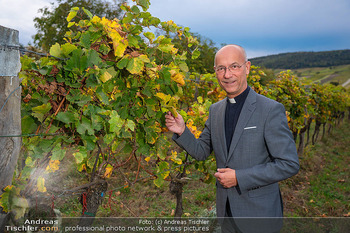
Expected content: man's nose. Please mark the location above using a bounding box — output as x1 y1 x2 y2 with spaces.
223 68 232 78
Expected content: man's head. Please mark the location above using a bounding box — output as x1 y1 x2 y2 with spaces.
214 45 251 98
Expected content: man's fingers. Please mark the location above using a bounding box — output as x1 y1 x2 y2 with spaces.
217 168 229 173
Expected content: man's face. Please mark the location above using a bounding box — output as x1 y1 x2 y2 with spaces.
214 46 251 98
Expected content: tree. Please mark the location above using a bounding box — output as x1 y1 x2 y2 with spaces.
172 32 218 73
33 0 126 51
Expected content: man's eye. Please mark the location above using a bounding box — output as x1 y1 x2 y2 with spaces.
218 67 225 71
231 65 238 69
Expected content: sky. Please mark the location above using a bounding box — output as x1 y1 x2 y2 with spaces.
1 0 349 58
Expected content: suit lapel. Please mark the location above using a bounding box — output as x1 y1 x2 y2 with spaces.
217 99 228 159
226 90 257 162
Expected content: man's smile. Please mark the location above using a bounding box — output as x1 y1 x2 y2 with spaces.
222 80 237 85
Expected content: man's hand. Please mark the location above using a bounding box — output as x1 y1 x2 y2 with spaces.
165 111 186 136
214 168 237 188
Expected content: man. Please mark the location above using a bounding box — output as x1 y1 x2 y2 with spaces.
165 45 299 232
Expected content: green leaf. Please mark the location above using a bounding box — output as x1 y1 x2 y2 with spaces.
82 7 93 19
76 116 94 135
22 116 37 134
192 49 200 59
109 110 124 134
144 126 157 144
56 112 76 124
61 43 77 56
25 156 35 167
96 86 109 105
150 17 161 26
144 32 155 42
49 43 62 58
99 67 117 83
65 49 84 73
153 176 164 188
158 44 174 53
125 119 135 132
127 35 140 48
126 56 144 74
100 70 112 83
136 0 150 11
51 143 65 160
73 147 87 164
31 103 51 123
131 5 140 14
156 135 169 160
0 186 14 212
104 134 115 145
157 161 170 179
178 61 189 72
81 135 96 151
86 49 101 67
117 57 129 69
80 32 92 48
153 161 170 188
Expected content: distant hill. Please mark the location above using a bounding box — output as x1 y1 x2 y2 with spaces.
250 49 350 69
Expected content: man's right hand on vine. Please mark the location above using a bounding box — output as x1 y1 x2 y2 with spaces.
165 111 186 136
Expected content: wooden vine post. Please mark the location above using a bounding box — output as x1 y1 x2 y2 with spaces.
0 25 22 229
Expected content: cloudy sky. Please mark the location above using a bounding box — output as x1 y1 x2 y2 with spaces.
1 0 349 58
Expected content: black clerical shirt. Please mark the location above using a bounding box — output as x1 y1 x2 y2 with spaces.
225 86 250 152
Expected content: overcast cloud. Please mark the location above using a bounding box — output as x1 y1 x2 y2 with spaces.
1 0 349 58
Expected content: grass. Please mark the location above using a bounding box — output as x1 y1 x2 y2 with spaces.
280 119 350 217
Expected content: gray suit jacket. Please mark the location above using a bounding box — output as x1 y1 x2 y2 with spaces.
173 88 299 219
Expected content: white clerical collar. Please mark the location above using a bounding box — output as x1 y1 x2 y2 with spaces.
228 98 236 104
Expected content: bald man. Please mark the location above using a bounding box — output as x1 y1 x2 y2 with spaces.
165 45 299 232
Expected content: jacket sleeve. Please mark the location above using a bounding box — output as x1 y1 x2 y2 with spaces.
235 102 300 192
172 107 213 161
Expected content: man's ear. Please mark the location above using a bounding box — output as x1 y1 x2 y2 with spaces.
245 61 251 75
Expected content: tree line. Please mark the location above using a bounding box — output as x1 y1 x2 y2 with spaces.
250 50 350 69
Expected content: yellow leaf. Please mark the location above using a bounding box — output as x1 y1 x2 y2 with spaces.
170 107 178 118
167 20 175 26
37 177 47 193
108 31 128 57
100 71 112 83
171 73 185 86
91 16 101 24
104 165 113 178
126 56 144 74
46 160 60 173
145 157 151 162
67 10 77 22
171 47 178 54
138 54 150 63
155 93 171 103
114 39 128 58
